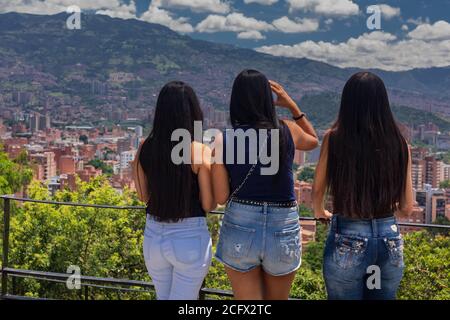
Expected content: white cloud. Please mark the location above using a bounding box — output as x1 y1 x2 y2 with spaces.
407 17 431 26
140 2 194 33
401 24 409 31
96 0 136 20
158 0 230 14
237 30 265 40
378 4 400 20
256 31 450 71
0 0 124 14
287 0 359 17
244 0 279 5
408 20 450 41
272 16 319 33
196 12 274 33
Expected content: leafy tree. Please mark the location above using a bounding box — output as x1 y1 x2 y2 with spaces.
298 204 313 217
439 180 450 188
298 166 315 182
0 148 33 195
1 150 448 300
87 159 114 176
398 231 450 300
79 135 88 144
8 177 149 299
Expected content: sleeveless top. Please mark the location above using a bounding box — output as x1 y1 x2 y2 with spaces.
146 170 206 218
223 124 296 202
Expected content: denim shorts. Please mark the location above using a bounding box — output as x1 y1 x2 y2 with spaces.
215 201 301 276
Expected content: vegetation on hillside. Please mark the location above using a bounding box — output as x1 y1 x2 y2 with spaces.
0 150 448 299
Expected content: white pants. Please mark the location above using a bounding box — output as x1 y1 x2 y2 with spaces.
143 215 212 300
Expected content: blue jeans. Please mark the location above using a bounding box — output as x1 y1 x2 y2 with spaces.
215 201 301 276
323 215 404 300
143 215 212 300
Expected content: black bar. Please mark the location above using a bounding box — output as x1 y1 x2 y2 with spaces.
4 267 233 298
1 197 11 297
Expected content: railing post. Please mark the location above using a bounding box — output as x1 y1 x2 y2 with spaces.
199 280 206 300
2 197 11 298
84 286 89 300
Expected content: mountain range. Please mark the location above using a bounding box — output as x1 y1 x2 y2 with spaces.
0 12 449 128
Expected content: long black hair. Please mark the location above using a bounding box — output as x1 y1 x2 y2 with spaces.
326 72 409 219
230 69 287 162
139 81 203 222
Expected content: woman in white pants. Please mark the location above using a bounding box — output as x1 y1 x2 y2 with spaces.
133 81 216 300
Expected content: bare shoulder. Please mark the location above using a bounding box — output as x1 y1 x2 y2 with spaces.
191 142 212 173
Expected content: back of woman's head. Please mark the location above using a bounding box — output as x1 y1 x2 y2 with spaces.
139 81 203 221
229 69 288 169
327 72 409 218
230 69 279 129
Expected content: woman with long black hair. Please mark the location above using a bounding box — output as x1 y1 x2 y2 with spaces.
132 81 216 300
313 72 413 300
211 69 319 300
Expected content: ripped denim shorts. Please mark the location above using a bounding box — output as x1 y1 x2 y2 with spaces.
215 200 301 276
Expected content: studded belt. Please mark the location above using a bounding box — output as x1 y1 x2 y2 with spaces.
230 198 298 208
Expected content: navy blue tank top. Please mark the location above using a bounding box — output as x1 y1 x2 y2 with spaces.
223 124 296 202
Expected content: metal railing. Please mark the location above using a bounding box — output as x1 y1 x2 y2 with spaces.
1 195 449 300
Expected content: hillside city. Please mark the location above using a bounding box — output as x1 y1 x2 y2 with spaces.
1 83 450 247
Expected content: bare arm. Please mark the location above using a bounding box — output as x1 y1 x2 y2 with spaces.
312 132 333 220
395 146 414 217
194 143 217 213
210 132 230 206
270 80 319 151
132 143 150 204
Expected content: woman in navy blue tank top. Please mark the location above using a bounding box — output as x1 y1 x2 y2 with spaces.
211 70 319 300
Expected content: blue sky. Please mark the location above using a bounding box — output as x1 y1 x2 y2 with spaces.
1 0 450 71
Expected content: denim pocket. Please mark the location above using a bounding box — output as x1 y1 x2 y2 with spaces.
171 236 201 264
333 234 368 269
383 235 404 268
275 226 301 264
220 220 255 259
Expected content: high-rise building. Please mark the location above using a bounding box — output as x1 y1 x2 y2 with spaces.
30 152 56 181
416 184 445 223
29 112 40 132
120 150 136 170
425 156 443 188
117 137 132 154
412 159 426 190
135 125 143 138
294 150 306 166
431 193 446 221
59 155 76 175
294 180 313 209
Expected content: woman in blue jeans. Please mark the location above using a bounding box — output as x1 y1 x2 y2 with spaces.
313 72 414 300
212 70 319 299
132 81 216 300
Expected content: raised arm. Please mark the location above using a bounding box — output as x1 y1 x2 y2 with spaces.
270 80 319 151
312 132 333 220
